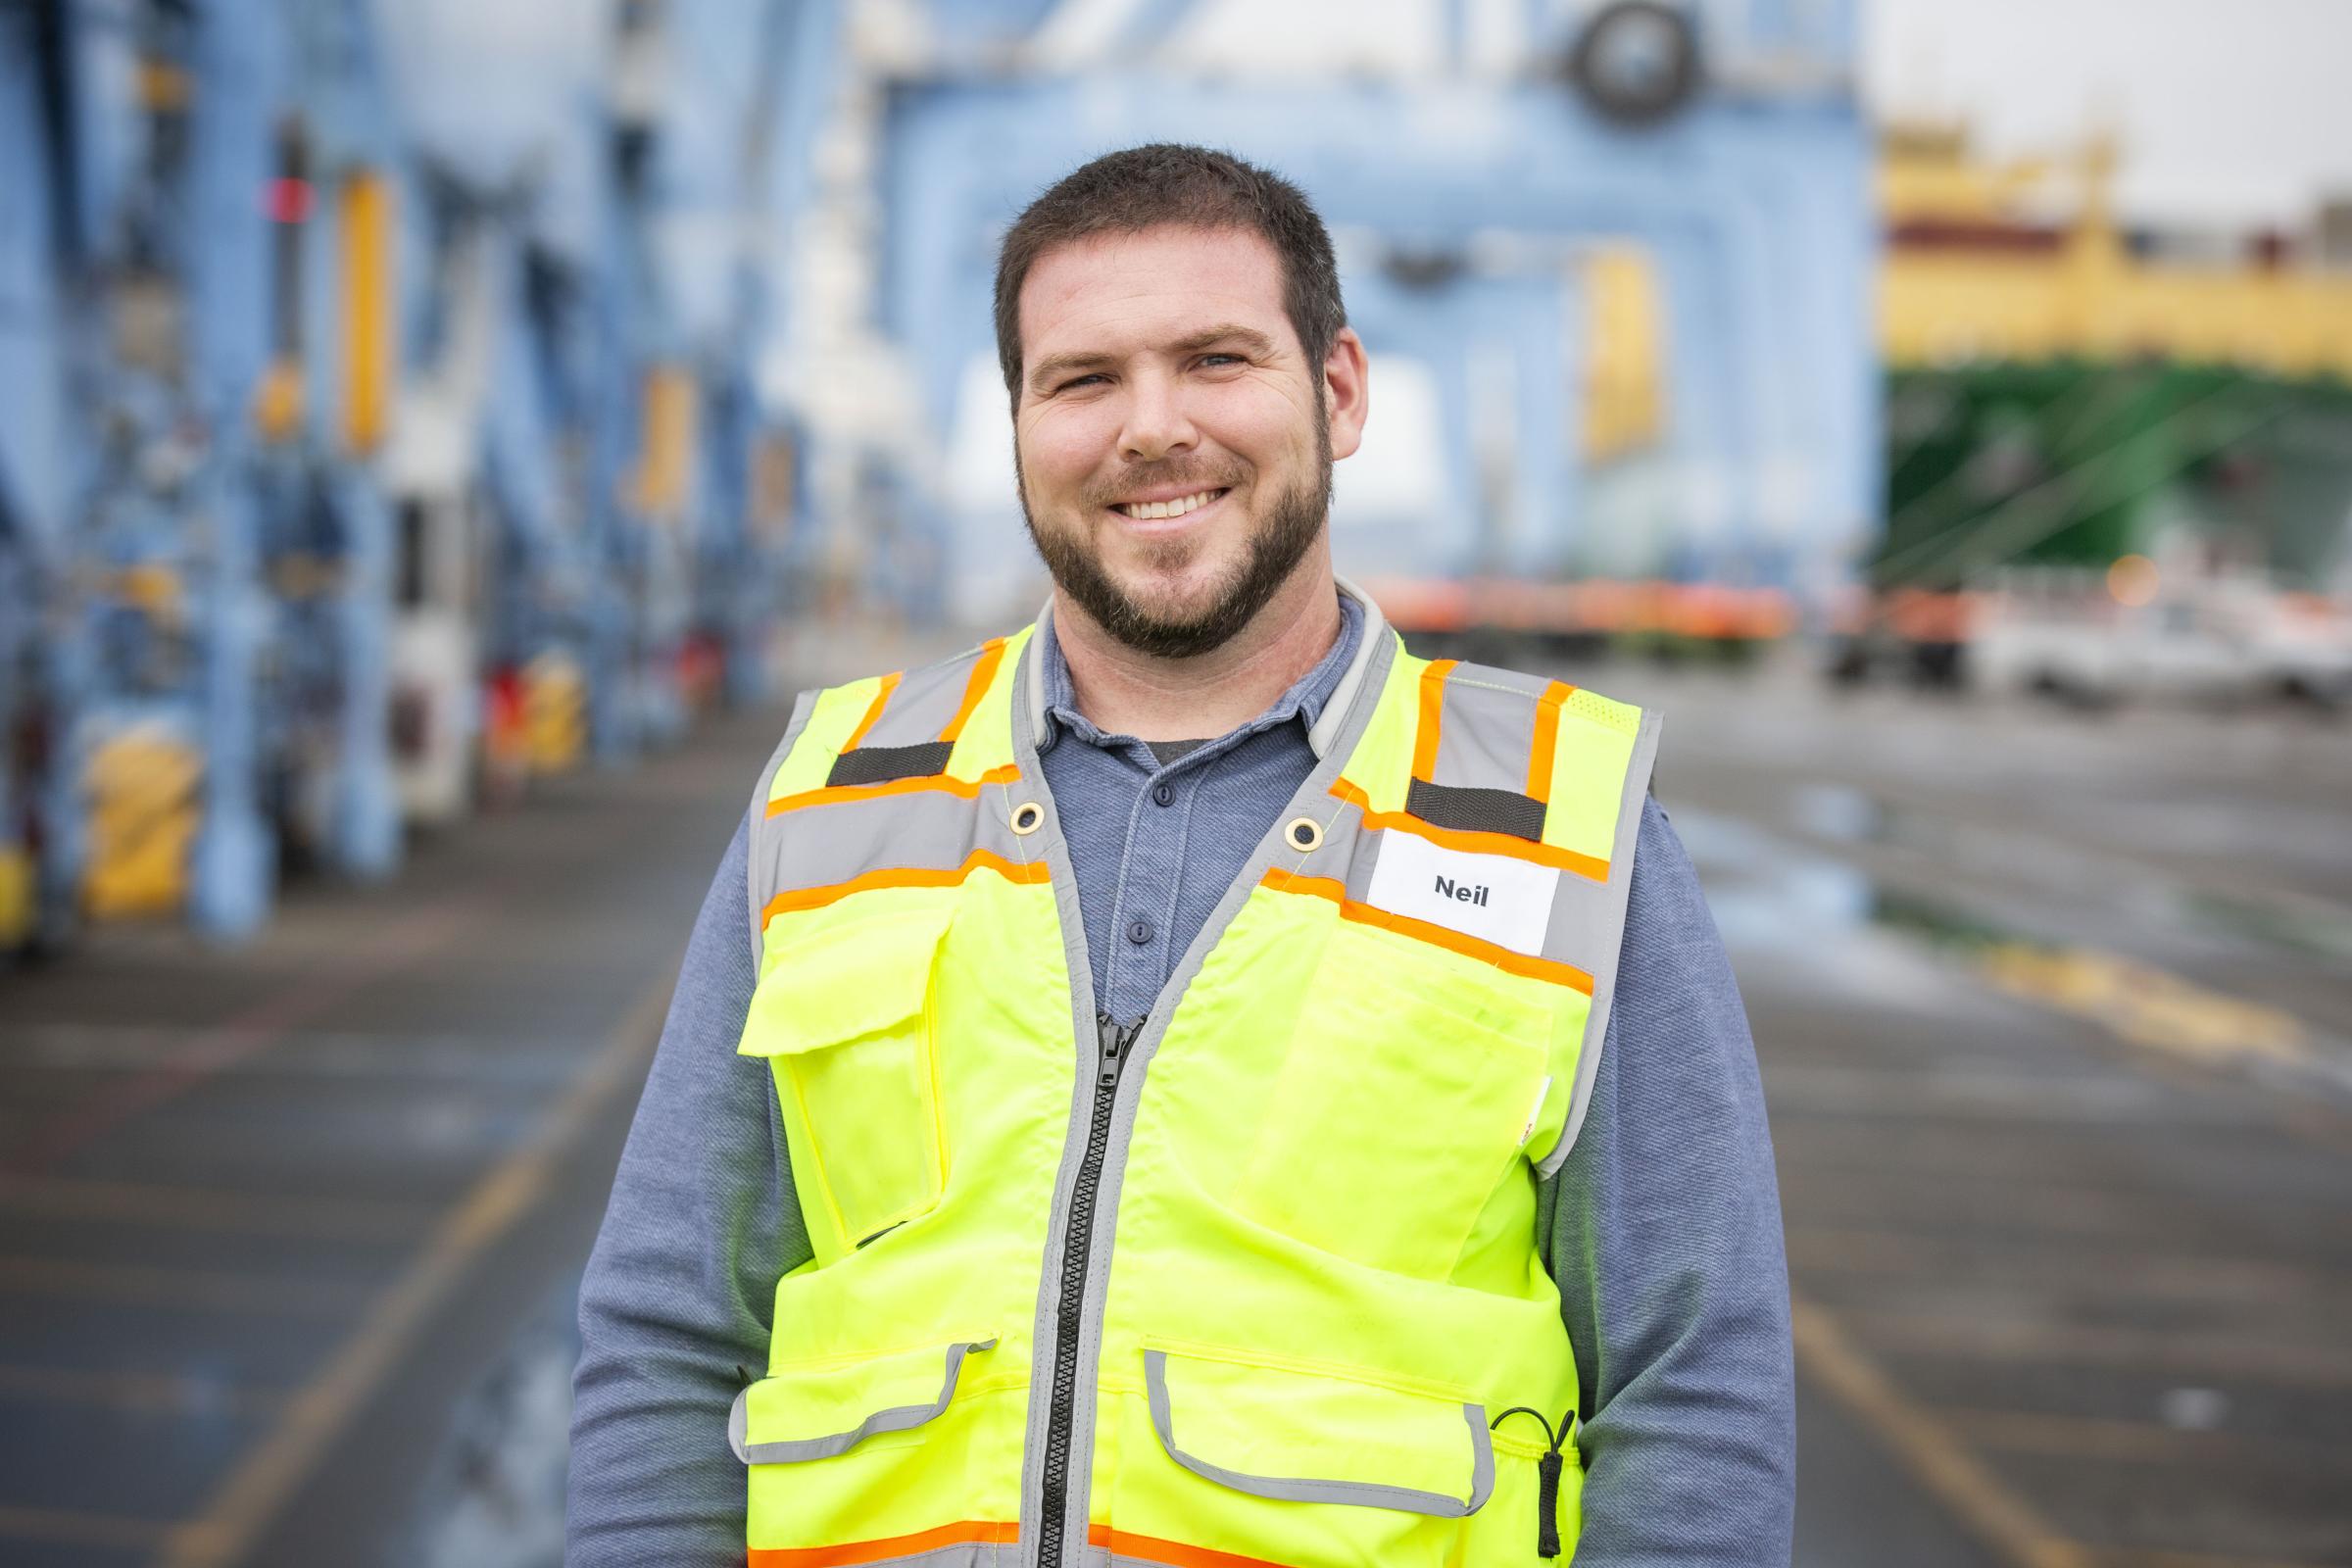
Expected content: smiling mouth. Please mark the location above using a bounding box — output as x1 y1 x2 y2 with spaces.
1110 487 1230 521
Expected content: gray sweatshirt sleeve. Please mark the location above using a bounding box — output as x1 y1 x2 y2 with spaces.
565 815 809 1565
1539 796 1796 1564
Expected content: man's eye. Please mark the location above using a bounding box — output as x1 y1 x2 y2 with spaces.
1058 373 1106 392
1197 354 1243 368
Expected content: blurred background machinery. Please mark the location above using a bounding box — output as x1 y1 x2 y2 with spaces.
840 0 1878 632
11 0 2347 955
4 5 2352 1568
1838 122 2352 701
0 0 816 948
4 0 1877 951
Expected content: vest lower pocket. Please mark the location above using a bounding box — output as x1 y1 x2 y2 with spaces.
740 902 955 1260
1105 1340 1492 1568
732 1336 997 1464
1232 919 1553 1279
737 1335 1016 1558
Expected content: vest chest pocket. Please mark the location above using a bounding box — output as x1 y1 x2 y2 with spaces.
741 903 955 1261
1234 918 1554 1280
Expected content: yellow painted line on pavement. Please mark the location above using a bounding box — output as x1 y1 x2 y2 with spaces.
1976 942 2315 1073
0 1503 172 1549
1755 802 2352 1151
1790 1293 2090 1568
159 958 679 1568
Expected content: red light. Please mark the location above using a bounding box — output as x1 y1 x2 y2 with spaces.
265 177 314 223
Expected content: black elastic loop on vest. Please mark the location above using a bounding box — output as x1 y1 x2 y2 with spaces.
827 741 955 787
1491 1405 1572 1558
1405 777 1546 844
1533 1448 1563 1557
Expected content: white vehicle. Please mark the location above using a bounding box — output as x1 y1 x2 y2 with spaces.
1971 564 2351 708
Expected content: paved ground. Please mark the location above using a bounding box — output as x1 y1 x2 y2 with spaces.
0 698 788 1568
1619 661 2352 1568
1 640 2347 1567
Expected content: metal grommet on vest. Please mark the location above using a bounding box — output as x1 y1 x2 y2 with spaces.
1010 801 1045 836
1284 816 1323 853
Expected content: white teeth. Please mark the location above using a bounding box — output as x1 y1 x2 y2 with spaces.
1119 489 1222 520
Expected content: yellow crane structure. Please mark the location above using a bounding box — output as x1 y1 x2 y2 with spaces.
1879 122 2352 383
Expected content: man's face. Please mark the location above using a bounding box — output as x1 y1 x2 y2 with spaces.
1012 224 1362 659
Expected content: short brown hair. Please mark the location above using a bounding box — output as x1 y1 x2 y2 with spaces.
993 144 1347 402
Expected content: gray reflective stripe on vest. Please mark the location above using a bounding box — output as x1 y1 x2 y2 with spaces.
857 650 985 753
1290 656 1661 1176
754 1546 999 1568
746 688 824 957
724 1542 1235 1568
1308 578 1395 759
1142 1349 1494 1517
751 642 1029 929
1535 704 1663 1176
729 1338 998 1465
1275 756 1636 1001
756 778 1038 926
1388 659 1666 1175
1427 664 1552 798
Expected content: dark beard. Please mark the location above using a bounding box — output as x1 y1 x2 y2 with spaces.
1017 420 1333 661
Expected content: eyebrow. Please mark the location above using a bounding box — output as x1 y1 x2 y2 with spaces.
1025 323 1278 395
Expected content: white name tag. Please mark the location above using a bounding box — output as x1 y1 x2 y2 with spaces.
1363 831 1558 956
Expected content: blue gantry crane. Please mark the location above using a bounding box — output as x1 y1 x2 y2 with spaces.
0 0 828 948
784 0 1874 628
3 0 1868 948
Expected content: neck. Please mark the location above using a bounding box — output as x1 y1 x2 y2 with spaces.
1053 556 1343 743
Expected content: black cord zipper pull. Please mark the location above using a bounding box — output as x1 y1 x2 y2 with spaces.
1490 1405 1574 1558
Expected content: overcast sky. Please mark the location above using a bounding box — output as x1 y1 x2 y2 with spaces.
380 0 2352 232
1168 0 2352 227
1865 0 2352 226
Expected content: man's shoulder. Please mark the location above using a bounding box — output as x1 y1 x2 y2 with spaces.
770 629 1033 745
749 628 1035 805
785 627 1032 710
1421 652 1653 739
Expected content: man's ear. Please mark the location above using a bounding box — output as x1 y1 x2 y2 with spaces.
1324 326 1370 461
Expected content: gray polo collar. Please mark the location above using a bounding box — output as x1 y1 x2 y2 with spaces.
1021 575 1394 761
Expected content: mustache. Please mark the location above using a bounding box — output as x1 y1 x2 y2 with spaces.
1081 460 1248 509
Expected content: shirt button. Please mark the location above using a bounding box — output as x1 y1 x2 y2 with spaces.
1127 919 1154 946
1152 783 1175 808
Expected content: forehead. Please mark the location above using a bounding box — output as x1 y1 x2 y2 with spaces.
1017 224 1295 364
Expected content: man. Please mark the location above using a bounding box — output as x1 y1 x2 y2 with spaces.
568 144 1792 1567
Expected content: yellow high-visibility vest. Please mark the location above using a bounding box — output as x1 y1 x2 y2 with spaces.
734 586 1660 1568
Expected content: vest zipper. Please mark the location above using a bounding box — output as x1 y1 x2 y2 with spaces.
1036 1010 1144 1568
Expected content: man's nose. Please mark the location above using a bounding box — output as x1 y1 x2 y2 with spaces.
1117 369 1198 463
